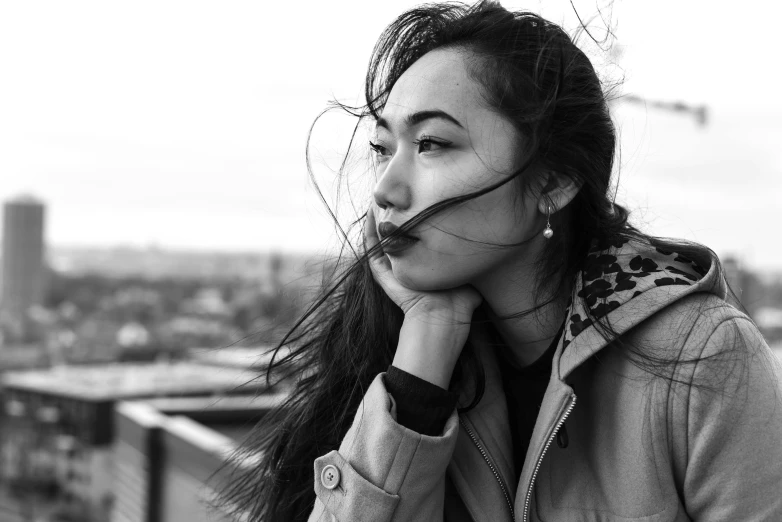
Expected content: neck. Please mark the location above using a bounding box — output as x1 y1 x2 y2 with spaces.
472 251 568 368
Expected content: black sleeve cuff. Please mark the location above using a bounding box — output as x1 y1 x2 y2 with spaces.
384 365 459 436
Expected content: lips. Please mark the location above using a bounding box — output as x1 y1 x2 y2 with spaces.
377 221 419 254
381 235 418 254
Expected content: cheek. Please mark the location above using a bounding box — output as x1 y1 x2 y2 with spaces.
389 189 537 291
389 237 522 292
413 168 526 243
436 184 532 249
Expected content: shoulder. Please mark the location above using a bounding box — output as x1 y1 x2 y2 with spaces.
621 292 781 411
627 292 761 357
629 302 782 519
604 292 780 400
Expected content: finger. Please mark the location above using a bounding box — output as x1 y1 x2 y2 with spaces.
363 209 384 261
363 209 395 283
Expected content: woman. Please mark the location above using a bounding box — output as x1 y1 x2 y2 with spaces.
220 2 782 521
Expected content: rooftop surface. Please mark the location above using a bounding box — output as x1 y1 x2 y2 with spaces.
187 345 288 370
137 393 286 413
131 394 287 445
0 361 265 400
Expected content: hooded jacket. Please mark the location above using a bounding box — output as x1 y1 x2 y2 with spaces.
307 237 782 521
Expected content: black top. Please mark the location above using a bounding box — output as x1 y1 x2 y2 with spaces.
385 322 564 478
495 323 563 477
385 364 460 436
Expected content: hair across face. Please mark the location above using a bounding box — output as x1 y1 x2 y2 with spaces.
364 1 623 302
372 48 546 292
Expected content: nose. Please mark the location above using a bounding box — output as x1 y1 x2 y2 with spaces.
372 157 412 211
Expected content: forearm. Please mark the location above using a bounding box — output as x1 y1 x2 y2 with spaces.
392 311 469 389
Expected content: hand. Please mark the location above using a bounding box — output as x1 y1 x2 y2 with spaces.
364 209 482 389
364 209 482 323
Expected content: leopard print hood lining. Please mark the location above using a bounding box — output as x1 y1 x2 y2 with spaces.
557 236 726 378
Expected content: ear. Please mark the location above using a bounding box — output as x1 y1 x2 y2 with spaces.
536 171 580 215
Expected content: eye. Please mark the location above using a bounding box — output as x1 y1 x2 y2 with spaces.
369 141 391 159
413 136 451 154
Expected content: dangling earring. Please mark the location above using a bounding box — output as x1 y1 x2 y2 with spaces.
543 205 554 239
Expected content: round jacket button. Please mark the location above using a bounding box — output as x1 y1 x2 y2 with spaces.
321 464 340 490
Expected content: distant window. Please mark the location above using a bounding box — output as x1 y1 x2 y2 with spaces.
5 399 26 417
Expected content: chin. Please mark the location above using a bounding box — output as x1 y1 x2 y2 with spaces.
389 256 470 292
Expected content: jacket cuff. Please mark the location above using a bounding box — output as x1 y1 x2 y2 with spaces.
314 450 400 522
311 373 459 521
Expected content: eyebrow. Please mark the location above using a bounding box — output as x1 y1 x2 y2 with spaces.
376 109 464 132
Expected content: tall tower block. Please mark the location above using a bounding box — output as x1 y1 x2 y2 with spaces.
1 195 46 341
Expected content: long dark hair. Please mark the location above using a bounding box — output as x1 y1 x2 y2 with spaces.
217 2 739 520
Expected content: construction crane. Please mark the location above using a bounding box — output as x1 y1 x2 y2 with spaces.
613 94 709 127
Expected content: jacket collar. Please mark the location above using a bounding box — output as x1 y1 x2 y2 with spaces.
557 237 724 379
448 236 725 521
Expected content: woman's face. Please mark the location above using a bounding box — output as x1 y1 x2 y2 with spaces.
372 47 544 291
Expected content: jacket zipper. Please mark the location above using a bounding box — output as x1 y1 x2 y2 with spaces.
522 394 576 522
459 418 515 521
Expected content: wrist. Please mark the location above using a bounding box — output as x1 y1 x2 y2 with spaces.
392 315 469 390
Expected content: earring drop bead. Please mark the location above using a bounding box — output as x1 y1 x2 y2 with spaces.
543 227 554 239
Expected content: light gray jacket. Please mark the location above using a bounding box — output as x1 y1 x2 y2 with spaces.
308 240 782 521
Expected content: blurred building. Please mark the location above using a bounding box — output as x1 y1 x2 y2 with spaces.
721 254 757 313
756 306 782 345
112 394 283 522
0 361 272 522
1 195 47 343
0 343 50 372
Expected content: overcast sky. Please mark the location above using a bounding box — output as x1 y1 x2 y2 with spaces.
1 0 781 271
